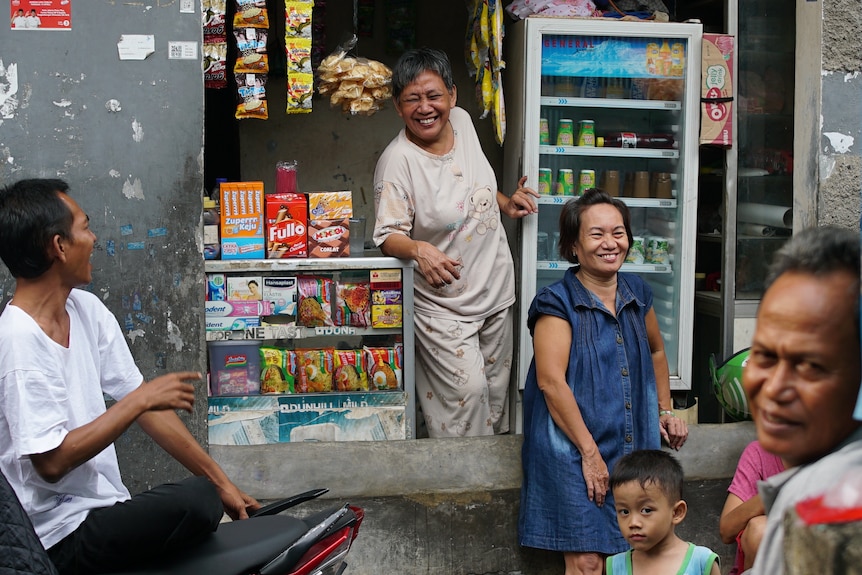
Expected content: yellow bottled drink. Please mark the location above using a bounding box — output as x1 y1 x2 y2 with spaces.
646 42 660 75
659 40 672 76
670 42 685 77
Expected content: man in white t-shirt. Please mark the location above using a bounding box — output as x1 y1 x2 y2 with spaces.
24 9 41 28
373 48 539 438
0 179 259 574
11 9 27 28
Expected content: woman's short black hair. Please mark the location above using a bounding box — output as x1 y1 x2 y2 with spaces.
557 188 634 264
0 178 73 279
391 48 455 101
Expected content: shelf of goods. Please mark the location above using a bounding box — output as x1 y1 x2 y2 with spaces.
204 257 416 444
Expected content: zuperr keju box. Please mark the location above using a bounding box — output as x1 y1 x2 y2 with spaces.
220 181 265 259
307 191 352 257
700 34 734 147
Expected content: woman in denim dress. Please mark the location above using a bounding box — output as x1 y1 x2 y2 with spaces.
518 189 688 575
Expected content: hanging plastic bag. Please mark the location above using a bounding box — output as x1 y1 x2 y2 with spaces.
317 35 392 116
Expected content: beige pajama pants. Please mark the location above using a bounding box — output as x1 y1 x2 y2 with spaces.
414 307 513 438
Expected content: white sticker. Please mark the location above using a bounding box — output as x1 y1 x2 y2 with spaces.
180 0 195 13
168 42 198 60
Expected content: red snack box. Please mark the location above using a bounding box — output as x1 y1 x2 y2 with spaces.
265 192 307 258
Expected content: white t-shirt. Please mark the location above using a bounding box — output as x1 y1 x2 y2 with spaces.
24 14 41 28
373 106 516 321
11 15 28 28
0 289 143 549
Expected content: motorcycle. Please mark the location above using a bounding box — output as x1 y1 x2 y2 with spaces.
110 488 364 575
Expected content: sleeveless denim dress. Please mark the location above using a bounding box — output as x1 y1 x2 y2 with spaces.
518 269 661 553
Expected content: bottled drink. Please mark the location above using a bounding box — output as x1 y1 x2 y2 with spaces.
597 132 677 149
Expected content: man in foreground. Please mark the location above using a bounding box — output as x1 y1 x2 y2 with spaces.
0 179 258 574
742 225 862 574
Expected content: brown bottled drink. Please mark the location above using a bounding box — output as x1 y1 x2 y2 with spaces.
597 132 677 149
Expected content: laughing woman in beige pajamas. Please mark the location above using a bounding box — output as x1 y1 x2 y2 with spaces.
373 48 538 438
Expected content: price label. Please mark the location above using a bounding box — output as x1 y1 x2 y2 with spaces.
658 200 673 207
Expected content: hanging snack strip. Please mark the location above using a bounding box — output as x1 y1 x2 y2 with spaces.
203 0 228 90
233 0 270 119
317 35 392 116
466 0 506 144
285 1 314 114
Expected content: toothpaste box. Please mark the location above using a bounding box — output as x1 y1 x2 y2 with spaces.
205 300 273 317
261 277 298 316
700 34 734 147
220 181 265 259
205 316 262 331
265 193 307 259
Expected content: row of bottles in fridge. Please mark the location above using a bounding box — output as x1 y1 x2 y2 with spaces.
541 76 685 102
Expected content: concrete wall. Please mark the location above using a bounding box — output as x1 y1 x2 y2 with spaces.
0 0 209 495
213 422 757 574
816 0 862 226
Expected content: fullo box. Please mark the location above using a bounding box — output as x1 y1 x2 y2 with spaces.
700 34 734 147
265 193 307 258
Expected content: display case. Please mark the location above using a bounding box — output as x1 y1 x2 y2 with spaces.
204 257 415 443
504 17 703 412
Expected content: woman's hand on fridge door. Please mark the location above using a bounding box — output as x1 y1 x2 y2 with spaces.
499 176 539 219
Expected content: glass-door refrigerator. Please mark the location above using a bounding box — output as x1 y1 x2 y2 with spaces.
504 17 703 426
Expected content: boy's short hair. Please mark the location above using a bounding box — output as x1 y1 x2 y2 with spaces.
610 449 684 503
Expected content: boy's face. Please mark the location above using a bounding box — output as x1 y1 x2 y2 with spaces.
613 480 684 552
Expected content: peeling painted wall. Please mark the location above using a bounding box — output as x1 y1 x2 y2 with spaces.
0 1 206 494
819 0 862 225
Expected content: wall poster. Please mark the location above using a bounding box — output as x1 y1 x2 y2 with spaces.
10 0 71 30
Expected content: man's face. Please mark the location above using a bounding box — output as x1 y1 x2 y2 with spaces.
58 194 97 287
743 270 861 467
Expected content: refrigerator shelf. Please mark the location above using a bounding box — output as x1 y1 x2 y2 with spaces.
536 196 677 209
539 145 679 159
540 96 682 111
537 261 672 274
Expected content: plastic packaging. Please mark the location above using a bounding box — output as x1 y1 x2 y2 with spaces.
597 132 677 149
204 197 221 260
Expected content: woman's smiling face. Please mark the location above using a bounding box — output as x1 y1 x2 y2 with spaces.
394 70 457 153
573 203 629 277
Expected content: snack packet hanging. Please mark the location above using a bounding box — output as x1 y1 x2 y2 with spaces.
234 27 269 74
203 42 228 89
317 35 392 116
235 73 268 120
234 0 270 28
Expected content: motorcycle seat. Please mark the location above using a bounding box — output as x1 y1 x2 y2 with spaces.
103 508 340 575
